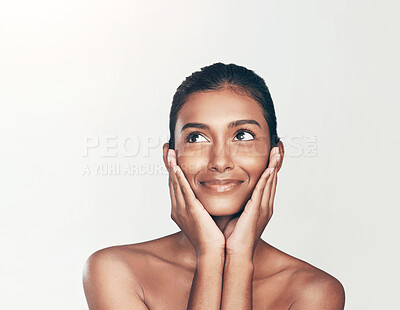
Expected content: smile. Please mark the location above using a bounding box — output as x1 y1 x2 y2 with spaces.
199 179 244 193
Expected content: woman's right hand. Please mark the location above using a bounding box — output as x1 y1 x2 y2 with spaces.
167 149 225 258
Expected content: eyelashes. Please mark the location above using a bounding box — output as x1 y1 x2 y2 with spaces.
185 128 256 143
185 131 207 143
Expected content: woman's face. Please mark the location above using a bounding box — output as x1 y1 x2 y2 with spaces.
173 88 271 216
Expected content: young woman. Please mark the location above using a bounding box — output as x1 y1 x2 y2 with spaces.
83 63 345 309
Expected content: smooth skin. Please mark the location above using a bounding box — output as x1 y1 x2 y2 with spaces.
169 147 279 309
83 88 345 309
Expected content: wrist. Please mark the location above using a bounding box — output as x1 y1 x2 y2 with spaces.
197 250 225 265
196 253 225 275
224 255 254 279
225 253 254 267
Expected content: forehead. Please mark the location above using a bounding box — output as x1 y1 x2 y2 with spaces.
176 88 269 132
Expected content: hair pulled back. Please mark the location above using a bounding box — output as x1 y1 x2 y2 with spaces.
169 62 280 149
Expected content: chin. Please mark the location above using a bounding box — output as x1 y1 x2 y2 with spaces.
192 180 254 217
198 196 248 217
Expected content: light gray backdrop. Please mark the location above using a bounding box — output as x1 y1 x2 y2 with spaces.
1 0 399 309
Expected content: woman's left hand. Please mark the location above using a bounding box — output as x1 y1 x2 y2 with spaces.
223 147 281 260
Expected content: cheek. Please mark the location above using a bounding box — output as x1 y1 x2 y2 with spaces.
236 155 269 188
176 153 206 184
232 142 269 175
176 141 270 189
177 144 269 174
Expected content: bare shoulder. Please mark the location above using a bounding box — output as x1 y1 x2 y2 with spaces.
283 253 345 310
256 243 344 309
82 245 147 309
82 233 179 309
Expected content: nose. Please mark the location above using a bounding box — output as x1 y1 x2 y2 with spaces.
207 142 234 172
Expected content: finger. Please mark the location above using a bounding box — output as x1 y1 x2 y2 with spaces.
246 167 274 216
259 151 280 198
168 174 178 222
174 164 198 206
268 168 278 218
168 163 176 217
270 150 280 168
267 147 279 168
268 147 283 171
261 155 279 213
275 151 282 171
168 165 177 209
277 155 283 171
260 168 274 212
169 151 185 209
278 143 285 171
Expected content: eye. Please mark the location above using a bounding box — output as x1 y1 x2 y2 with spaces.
186 132 208 143
234 130 255 141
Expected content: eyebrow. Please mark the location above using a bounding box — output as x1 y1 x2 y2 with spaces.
180 119 261 132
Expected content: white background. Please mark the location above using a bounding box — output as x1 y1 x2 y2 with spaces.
1 0 399 309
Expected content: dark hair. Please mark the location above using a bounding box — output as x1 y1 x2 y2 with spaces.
168 62 280 149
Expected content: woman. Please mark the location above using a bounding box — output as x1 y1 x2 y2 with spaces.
83 63 345 309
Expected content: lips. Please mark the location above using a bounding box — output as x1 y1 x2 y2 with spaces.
200 179 244 193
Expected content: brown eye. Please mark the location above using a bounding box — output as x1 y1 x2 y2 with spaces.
234 131 255 141
186 133 207 143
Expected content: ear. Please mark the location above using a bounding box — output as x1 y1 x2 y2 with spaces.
276 140 284 172
162 142 170 170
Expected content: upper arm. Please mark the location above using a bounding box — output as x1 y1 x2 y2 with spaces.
82 248 149 310
290 273 345 310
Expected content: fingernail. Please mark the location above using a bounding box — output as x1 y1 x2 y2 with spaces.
173 165 177 173
274 147 279 154
269 167 275 175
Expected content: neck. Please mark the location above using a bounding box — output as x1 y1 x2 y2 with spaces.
212 214 237 231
